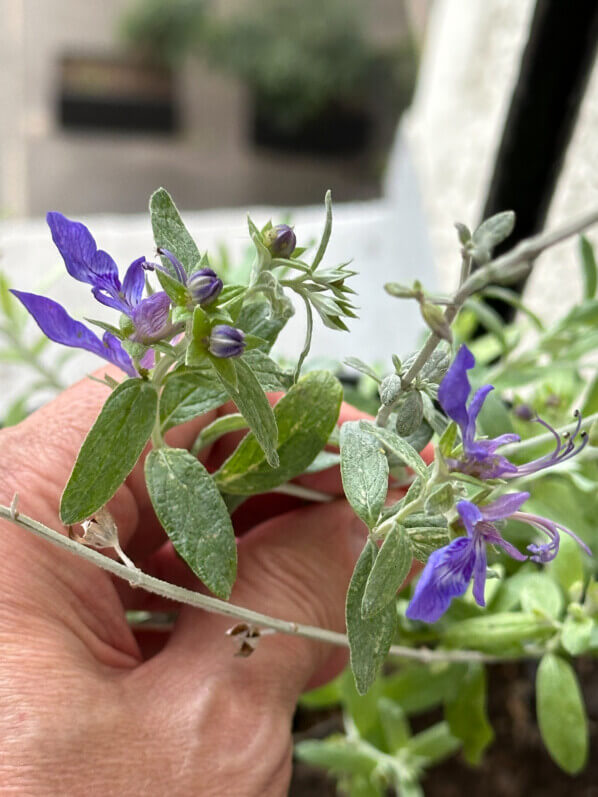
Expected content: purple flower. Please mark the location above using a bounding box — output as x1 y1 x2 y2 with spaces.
266 224 297 258
406 492 592 623
406 493 529 623
439 345 587 479
11 213 176 372
208 325 245 358
10 291 136 376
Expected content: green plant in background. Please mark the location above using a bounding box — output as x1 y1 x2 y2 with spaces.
121 0 417 138
0 273 70 426
296 230 598 795
2 190 598 796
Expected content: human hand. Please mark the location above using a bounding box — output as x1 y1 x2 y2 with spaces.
0 369 370 796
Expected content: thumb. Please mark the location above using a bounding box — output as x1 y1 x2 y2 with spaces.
147 500 365 714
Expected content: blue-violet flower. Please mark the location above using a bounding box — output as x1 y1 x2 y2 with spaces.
155 248 223 307
438 345 588 479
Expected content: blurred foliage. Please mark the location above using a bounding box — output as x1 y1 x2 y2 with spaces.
121 0 417 132
296 237 598 795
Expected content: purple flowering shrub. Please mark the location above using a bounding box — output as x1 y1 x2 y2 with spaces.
4 189 598 787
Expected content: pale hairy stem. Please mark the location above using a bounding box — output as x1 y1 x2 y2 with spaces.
376 206 598 428
270 483 334 502
1 504 516 665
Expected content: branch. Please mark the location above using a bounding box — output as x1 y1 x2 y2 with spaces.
1 504 510 665
377 205 598 426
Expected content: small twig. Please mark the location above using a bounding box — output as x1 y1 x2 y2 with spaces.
0 504 510 664
377 205 598 427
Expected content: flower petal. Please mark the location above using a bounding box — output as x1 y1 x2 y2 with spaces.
406 536 477 623
10 290 135 376
438 345 475 432
131 292 171 343
122 256 146 307
456 499 483 537
468 384 494 427
47 212 120 293
480 491 530 521
471 537 488 606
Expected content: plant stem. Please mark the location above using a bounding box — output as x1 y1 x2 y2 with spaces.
1 503 513 664
377 205 598 426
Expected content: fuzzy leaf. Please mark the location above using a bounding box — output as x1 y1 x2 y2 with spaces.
340 421 389 529
360 422 428 479
346 540 396 695
145 448 236 598
159 369 228 431
150 188 200 275
214 370 342 494
60 379 157 524
445 663 494 765
362 524 411 617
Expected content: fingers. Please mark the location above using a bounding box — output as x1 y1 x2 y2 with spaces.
141 500 367 716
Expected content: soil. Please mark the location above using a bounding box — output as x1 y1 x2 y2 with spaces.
290 660 598 797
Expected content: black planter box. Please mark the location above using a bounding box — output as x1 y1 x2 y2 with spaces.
58 54 177 134
252 98 371 156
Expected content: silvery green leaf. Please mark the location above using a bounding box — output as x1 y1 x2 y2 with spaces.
243 349 292 390
362 523 412 617
394 391 423 437
425 483 454 514
192 413 247 453
343 357 381 383
445 663 494 765
471 211 515 264
346 540 396 695
420 393 447 436
405 527 449 562
455 222 471 245
150 187 200 275
401 348 450 384
379 373 402 406
214 370 342 494
439 421 458 457
361 422 428 479
340 421 389 529
304 450 341 474
536 654 588 774
214 358 279 468
60 379 157 525
145 448 236 599
236 298 292 351
159 368 228 431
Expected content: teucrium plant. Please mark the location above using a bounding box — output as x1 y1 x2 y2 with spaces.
4 188 598 792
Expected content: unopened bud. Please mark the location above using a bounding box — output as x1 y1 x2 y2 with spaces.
395 390 424 437
420 302 453 342
188 268 223 306
264 224 297 258
208 324 246 358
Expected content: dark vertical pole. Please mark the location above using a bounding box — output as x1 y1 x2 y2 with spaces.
478 0 598 321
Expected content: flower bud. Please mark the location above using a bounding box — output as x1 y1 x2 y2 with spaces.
188 268 223 306
265 224 297 258
208 324 246 358
379 373 402 406
395 390 424 437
